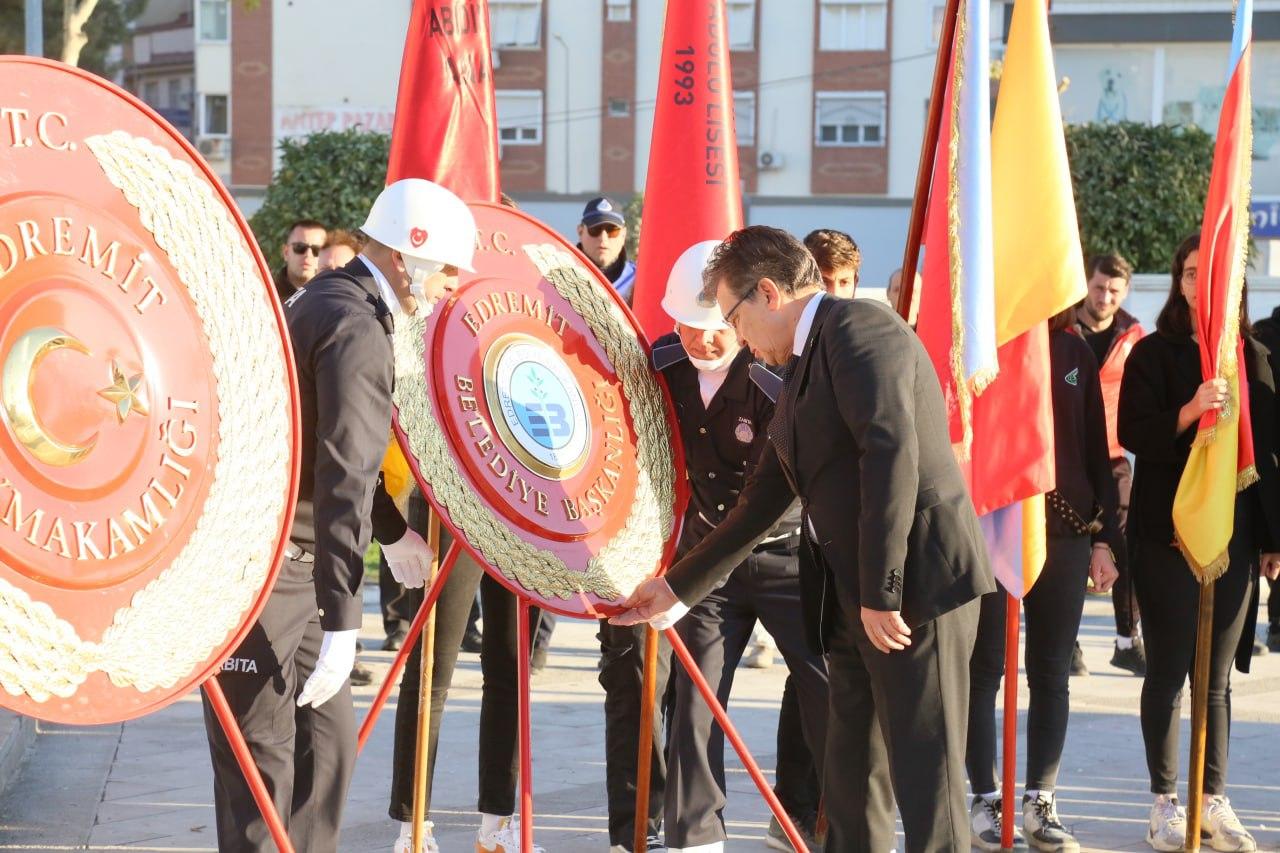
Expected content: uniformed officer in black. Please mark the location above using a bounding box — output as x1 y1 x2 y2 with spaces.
201 179 476 852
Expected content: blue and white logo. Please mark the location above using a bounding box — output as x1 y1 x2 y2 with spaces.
487 336 590 480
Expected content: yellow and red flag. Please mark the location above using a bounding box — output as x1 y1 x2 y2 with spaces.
918 0 1086 597
1172 0 1256 582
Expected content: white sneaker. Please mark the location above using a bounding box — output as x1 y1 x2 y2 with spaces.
1023 792 1079 852
476 816 545 853
970 795 1027 851
393 821 440 853
1146 795 1187 852
1201 795 1257 852
744 641 774 669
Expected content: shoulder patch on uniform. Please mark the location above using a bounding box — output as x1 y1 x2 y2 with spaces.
652 342 689 371
1065 367 1078 386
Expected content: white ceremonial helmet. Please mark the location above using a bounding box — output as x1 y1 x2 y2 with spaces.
360 179 477 278
661 240 728 331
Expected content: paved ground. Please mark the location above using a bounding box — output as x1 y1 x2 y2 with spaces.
1 590 1278 852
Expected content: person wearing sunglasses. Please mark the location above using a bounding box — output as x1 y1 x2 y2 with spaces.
576 196 637 303
275 217 328 301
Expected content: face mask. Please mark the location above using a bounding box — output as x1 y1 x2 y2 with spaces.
688 344 739 374
403 256 444 299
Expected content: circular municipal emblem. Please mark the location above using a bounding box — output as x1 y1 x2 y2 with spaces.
485 335 590 479
734 418 755 444
0 58 299 724
390 203 687 617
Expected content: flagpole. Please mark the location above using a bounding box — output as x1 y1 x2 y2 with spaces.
633 626 660 853
1185 580 1215 851
1001 592 1020 851
517 599 536 852
410 512 442 853
898 0 961 319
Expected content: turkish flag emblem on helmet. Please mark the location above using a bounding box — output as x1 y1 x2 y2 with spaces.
409 227 428 248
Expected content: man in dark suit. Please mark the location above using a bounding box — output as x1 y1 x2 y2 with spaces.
615 226 995 852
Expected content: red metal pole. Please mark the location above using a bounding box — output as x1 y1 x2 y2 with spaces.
664 628 806 852
356 541 462 754
517 599 535 852
897 0 961 320
1001 593 1019 851
203 676 295 853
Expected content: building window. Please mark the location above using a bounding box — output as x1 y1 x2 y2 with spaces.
727 1 755 50
733 91 756 147
606 0 631 23
142 80 161 106
819 0 887 51
201 94 229 136
815 92 885 147
608 98 630 117
496 90 542 144
198 0 229 41
491 0 541 48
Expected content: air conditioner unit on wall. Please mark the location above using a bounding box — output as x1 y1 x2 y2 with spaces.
756 150 784 171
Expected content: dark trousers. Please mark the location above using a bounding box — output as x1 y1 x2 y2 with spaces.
380 549 419 637
1110 457 1140 637
389 495 545 819
202 558 355 853
775 674 821 820
825 598 979 853
1132 532 1255 796
598 620 673 848
665 547 834 849
967 534 1091 794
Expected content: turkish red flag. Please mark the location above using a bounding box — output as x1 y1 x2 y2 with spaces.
632 0 743 341
386 0 500 201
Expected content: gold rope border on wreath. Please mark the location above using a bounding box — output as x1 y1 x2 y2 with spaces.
0 131 292 703
391 244 676 602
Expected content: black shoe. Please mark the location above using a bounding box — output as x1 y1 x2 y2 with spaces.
1110 638 1147 676
350 661 374 687
1268 623 1280 653
765 812 823 852
382 629 407 652
1069 641 1088 676
530 645 548 674
461 627 483 654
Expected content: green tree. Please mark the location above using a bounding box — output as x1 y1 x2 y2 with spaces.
248 128 391 263
1065 121 1214 274
0 0 148 76
624 192 643 258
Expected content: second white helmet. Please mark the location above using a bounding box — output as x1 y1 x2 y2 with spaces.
360 178 477 272
661 240 727 331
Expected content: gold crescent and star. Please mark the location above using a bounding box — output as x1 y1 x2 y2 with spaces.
1 326 148 467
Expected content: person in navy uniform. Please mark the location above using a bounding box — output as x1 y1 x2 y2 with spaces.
202 179 473 853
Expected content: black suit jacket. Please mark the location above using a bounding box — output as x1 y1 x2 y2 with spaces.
285 258 405 630
666 296 994 648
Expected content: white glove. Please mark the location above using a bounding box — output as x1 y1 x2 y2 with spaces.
382 528 433 590
651 601 690 630
296 628 358 709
